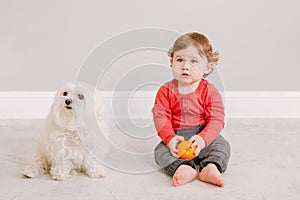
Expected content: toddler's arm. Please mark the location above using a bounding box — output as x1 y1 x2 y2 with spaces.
152 85 176 145
197 83 225 146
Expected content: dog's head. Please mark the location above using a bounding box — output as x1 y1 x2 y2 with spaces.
49 82 105 132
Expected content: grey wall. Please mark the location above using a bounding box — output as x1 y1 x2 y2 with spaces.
1 0 300 91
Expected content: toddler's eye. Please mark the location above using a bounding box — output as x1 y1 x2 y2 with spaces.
176 58 183 62
63 91 68 96
191 59 198 63
78 94 84 100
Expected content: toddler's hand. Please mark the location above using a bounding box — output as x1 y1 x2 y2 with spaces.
168 135 185 158
189 135 206 156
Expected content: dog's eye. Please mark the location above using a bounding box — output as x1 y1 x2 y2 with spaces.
63 91 68 96
78 94 84 100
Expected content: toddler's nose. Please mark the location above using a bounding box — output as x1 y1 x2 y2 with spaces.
65 99 73 105
182 61 191 70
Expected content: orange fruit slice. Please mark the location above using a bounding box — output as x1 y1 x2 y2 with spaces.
177 141 196 160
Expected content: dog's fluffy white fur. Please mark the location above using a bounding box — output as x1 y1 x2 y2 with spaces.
22 82 106 181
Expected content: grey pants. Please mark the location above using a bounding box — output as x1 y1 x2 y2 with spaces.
154 125 231 176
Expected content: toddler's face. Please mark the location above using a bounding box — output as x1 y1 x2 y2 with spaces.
171 45 211 86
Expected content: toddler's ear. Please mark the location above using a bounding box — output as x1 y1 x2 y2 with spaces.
205 62 214 74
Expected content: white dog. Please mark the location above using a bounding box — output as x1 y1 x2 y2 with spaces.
22 82 106 181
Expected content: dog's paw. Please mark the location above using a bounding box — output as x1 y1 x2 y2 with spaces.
51 173 70 181
88 172 105 178
21 169 38 179
86 168 105 178
70 169 78 176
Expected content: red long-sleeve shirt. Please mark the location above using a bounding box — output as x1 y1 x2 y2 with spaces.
152 79 225 146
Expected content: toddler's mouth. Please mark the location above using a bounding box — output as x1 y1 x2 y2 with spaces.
181 73 190 77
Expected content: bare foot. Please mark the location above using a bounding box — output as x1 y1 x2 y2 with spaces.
198 163 224 187
173 165 197 186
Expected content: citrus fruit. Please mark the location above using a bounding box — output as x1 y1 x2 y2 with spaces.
177 141 196 160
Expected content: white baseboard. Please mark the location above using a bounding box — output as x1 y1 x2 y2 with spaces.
224 91 300 118
0 91 300 119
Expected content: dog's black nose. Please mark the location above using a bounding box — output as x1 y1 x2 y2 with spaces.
65 99 73 105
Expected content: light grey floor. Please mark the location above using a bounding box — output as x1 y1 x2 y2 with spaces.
1 119 300 200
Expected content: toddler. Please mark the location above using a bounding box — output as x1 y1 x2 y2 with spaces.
152 32 230 187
